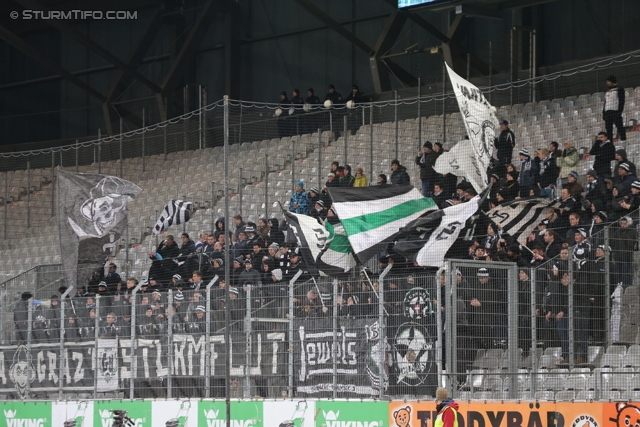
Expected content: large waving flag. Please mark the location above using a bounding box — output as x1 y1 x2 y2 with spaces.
434 139 486 194
437 63 499 193
284 211 356 276
57 171 141 290
486 198 561 243
394 196 481 267
328 186 437 264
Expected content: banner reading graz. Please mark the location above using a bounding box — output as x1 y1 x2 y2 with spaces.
0 332 287 397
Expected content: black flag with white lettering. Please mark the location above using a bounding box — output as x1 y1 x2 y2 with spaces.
153 200 192 235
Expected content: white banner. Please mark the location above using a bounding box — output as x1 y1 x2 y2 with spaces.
415 195 481 267
96 339 119 392
442 63 499 193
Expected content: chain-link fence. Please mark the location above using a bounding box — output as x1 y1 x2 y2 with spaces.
2 212 639 400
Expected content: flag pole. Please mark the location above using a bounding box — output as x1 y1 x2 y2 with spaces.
361 268 389 316
309 276 326 309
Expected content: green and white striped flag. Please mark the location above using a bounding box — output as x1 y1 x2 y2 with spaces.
328 185 438 263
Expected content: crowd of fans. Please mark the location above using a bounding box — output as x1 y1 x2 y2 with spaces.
11 76 639 391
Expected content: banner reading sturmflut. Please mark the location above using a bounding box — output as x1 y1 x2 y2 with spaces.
435 64 499 193
57 171 141 290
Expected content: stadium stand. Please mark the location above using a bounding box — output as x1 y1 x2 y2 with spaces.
0 79 639 401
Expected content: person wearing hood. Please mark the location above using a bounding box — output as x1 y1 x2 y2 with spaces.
614 149 637 181
435 388 459 427
415 141 440 197
390 159 410 185
610 183 629 220
590 132 616 180
289 180 309 214
557 141 580 179
267 218 285 246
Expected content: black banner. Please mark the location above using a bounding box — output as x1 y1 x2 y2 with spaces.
0 332 288 397
293 317 390 397
293 315 437 398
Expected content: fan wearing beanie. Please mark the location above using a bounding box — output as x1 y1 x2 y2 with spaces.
435 387 459 427
289 180 308 214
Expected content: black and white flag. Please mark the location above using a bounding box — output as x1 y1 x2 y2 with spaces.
57 171 141 290
486 198 561 243
394 195 482 267
153 200 192 235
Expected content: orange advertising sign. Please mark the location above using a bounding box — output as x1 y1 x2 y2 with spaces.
388 401 624 427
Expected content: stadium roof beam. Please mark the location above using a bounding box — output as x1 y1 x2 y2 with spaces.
103 6 164 135
290 0 374 56
0 22 143 128
371 9 411 92
0 23 105 102
12 0 163 96
160 0 218 103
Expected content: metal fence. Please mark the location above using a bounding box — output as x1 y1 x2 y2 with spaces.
2 214 638 401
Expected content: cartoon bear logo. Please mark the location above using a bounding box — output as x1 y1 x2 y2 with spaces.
393 406 411 427
611 403 640 427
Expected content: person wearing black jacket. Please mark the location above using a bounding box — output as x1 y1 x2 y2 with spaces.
415 141 440 197
104 263 121 294
603 75 626 142
325 84 342 105
536 148 558 199
147 235 180 283
589 132 616 179
290 89 304 110
431 183 447 208
546 272 570 363
495 120 516 165
390 159 410 185
267 218 285 246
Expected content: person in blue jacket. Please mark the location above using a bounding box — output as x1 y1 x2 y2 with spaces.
289 180 308 214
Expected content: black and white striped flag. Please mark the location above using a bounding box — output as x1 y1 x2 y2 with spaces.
485 198 561 243
153 200 192 234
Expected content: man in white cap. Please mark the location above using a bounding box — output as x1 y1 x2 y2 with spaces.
573 228 591 263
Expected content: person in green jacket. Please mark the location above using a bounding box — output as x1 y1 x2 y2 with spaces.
557 141 580 179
